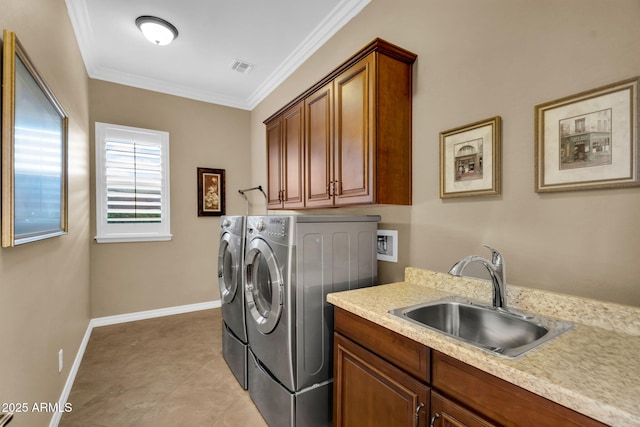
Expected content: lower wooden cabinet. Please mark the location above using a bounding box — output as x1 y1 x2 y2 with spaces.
334 332 429 427
333 307 607 427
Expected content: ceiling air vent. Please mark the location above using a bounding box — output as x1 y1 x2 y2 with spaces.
230 59 255 74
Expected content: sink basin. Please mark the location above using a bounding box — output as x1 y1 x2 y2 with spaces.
389 297 572 358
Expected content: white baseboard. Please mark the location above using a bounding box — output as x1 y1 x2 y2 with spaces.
49 300 221 427
90 300 221 327
49 320 93 427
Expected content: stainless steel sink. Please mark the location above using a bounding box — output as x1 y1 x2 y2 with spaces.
389 297 572 358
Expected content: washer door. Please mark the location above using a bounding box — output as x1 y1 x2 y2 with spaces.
218 232 238 304
245 238 283 334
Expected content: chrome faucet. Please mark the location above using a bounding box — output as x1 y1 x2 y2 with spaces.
448 245 507 310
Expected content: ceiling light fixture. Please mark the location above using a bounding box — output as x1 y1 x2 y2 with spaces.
135 16 178 46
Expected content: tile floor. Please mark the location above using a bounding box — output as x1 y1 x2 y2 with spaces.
59 309 267 427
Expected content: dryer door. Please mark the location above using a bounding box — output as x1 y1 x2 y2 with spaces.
245 238 283 334
218 232 238 304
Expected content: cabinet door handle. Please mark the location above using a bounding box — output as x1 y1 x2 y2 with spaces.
429 412 440 427
415 402 425 427
327 181 336 197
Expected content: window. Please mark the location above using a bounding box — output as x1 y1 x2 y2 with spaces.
95 122 171 243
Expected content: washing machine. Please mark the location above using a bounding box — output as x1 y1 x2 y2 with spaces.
218 215 248 389
244 215 380 426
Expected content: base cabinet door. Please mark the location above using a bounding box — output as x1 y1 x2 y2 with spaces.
430 392 495 427
334 332 429 427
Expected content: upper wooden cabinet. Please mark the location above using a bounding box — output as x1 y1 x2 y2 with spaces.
304 81 334 208
266 101 305 209
264 38 417 209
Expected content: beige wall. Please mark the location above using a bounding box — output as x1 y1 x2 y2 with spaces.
89 80 251 317
1 1 639 424
251 0 640 306
0 0 91 425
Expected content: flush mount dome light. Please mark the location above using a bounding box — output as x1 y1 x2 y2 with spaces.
135 16 178 46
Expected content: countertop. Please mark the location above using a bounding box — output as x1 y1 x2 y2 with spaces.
327 268 640 427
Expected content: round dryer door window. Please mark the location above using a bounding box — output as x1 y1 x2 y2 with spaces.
245 238 283 334
218 233 238 304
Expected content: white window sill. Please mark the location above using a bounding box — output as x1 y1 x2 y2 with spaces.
94 234 173 243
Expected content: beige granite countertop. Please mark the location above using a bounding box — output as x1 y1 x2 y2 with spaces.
327 267 640 427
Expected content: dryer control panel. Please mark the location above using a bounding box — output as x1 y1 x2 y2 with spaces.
246 216 291 244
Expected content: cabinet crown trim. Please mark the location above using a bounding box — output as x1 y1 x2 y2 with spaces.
263 38 417 124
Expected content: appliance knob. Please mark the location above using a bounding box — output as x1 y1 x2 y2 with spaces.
256 220 265 232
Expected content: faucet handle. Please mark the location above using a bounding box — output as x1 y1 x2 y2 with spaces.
482 244 503 267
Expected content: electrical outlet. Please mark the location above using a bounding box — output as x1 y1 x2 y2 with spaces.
58 349 63 373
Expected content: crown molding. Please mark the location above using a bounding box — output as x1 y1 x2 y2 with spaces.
65 0 371 110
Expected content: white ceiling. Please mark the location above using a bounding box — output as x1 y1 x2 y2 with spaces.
65 0 371 110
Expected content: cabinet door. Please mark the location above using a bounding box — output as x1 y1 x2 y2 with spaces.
266 118 283 208
282 102 304 208
334 332 429 427
430 392 496 427
305 82 334 208
333 53 375 206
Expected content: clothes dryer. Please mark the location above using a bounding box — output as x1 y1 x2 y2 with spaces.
218 215 248 389
244 215 380 426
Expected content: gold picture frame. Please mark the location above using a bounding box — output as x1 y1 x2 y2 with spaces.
2 30 68 247
197 168 225 216
535 77 639 192
440 116 501 198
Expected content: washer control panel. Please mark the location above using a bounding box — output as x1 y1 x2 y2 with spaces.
220 215 244 236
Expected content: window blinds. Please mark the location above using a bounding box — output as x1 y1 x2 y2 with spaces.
104 139 162 223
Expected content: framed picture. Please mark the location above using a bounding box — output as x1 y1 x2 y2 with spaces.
376 229 398 263
535 77 639 192
2 30 68 247
197 168 225 216
440 116 501 198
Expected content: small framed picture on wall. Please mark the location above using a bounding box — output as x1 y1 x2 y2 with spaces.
440 116 502 199
197 168 225 216
535 77 639 192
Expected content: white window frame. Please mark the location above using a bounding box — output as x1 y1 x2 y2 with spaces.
95 122 172 243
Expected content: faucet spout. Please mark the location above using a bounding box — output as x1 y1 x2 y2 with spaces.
448 245 507 310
